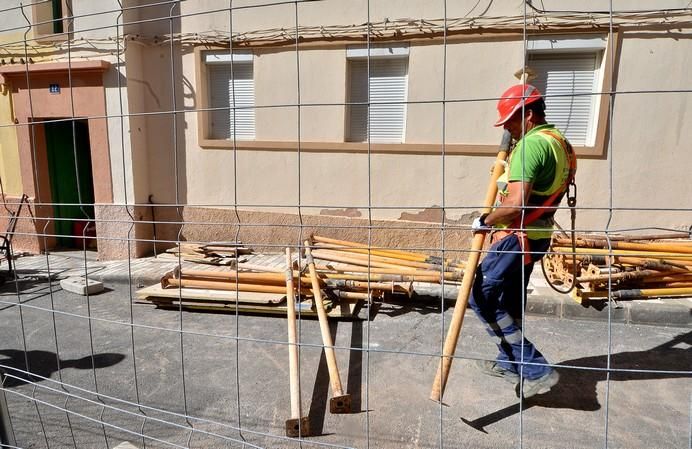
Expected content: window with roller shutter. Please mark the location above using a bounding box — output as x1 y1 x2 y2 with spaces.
527 36 606 147
346 46 409 143
206 52 255 140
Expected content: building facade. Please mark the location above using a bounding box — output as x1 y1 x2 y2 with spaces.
0 1 690 259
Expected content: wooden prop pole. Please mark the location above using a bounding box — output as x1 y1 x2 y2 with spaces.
312 235 465 268
174 270 403 298
319 271 443 284
554 238 692 251
331 290 380 301
177 266 442 284
311 249 418 271
639 273 692 283
609 286 692 299
642 281 692 288
304 240 351 413
175 268 314 286
327 279 412 295
430 131 510 403
552 246 692 261
566 232 692 242
313 247 443 271
236 263 284 273
162 276 290 294
284 248 311 437
574 255 691 272
314 243 461 271
576 269 679 284
313 263 462 282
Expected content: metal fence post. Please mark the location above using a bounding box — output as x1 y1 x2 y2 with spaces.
0 372 16 447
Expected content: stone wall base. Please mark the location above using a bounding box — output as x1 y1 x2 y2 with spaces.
4 202 475 261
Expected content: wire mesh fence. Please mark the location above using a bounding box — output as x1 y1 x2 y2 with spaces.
0 1 690 448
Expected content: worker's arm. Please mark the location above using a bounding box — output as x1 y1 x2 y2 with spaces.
484 181 533 227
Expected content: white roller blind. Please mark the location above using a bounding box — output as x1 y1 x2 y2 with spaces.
347 58 408 143
208 62 255 140
529 52 600 146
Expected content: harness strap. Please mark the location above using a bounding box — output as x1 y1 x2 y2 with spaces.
509 129 576 230
491 229 533 265
500 129 577 265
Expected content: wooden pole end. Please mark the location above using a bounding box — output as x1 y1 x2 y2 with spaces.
329 394 352 414
285 417 311 437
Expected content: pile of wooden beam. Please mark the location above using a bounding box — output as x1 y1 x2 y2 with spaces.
137 235 464 317
159 242 251 265
308 235 465 284
542 232 692 303
137 266 358 318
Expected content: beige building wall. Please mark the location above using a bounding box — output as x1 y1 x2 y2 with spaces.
575 32 692 232
182 0 691 34
2 0 686 257
0 48 23 195
0 0 34 196
158 0 691 239
0 1 149 257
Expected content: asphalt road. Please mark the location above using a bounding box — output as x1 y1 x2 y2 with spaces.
0 279 689 449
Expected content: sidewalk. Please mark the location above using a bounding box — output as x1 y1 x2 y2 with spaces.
6 250 691 328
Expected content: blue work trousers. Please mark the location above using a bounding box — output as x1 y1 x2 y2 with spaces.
468 233 552 380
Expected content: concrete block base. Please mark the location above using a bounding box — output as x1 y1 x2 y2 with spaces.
60 277 105 295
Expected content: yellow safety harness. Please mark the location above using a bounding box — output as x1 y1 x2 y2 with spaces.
492 128 577 266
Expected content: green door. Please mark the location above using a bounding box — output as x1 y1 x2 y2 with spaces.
44 120 95 248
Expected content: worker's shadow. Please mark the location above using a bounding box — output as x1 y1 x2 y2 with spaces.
461 330 692 432
375 293 453 318
0 349 125 388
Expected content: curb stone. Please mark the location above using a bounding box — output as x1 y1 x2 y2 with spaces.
527 294 692 328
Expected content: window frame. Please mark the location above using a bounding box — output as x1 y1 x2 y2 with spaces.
196 31 617 157
196 47 256 145
345 44 410 143
527 34 610 151
32 0 73 40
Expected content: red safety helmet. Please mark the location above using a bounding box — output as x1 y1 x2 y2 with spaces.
494 84 543 127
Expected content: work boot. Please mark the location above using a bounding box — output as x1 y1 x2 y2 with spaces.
475 359 519 384
517 369 559 399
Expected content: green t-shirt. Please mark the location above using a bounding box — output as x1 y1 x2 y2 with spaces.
495 124 571 240
508 124 558 191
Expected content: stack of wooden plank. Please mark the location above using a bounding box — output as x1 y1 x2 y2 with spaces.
159 242 252 266
308 235 465 286
137 269 355 318
137 235 464 317
542 232 692 303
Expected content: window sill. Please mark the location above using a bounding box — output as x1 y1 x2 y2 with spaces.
33 32 73 43
199 138 603 157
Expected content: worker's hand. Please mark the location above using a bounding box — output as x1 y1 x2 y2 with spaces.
471 214 492 234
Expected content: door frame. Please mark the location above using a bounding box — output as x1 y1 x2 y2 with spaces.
0 61 112 251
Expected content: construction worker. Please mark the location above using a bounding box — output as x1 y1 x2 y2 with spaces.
469 84 576 398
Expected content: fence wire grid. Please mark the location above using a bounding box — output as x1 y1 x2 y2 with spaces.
0 1 690 449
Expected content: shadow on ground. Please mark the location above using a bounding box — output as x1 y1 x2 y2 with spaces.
0 349 125 388
0 269 61 292
461 330 692 432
